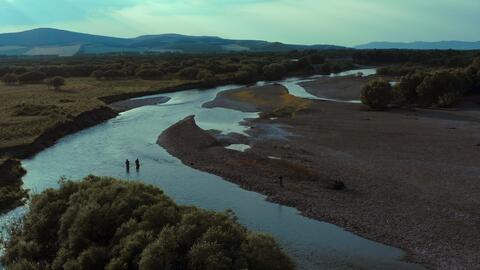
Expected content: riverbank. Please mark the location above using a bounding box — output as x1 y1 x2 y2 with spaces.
0 78 203 212
159 82 480 269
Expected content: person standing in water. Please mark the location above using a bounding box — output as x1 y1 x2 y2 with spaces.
125 159 130 173
135 158 140 171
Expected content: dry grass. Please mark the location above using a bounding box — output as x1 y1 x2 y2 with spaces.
0 77 191 156
228 84 312 117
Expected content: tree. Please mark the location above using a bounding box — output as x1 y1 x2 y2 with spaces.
394 71 426 104
196 69 217 87
46 76 66 90
416 70 465 107
136 68 165 80
263 63 287 81
1 73 18 86
1 176 295 270
179 67 200 80
361 80 392 109
17 71 47 84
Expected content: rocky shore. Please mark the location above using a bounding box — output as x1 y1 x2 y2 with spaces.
159 82 480 270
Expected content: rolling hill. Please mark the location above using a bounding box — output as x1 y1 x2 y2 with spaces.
0 28 345 56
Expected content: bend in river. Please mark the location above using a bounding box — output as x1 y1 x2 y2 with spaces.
1 69 424 270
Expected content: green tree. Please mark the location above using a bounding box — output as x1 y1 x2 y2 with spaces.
1 73 18 86
416 70 465 107
361 80 392 109
46 76 66 90
1 176 295 270
17 71 47 84
263 63 287 81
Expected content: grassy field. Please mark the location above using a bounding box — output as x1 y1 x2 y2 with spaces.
0 78 192 161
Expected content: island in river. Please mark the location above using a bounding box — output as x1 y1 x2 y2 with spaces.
159 76 480 270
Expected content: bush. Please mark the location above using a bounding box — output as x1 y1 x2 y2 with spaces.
196 69 217 87
91 70 105 80
234 70 254 84
17 71 47 84
102 69 127 80
416 70 465 107
178 67 200 80
394 71 427 104
263 63 287 81
0 159 28 214
1 73 18 85
136 68 165 80
1 176 295 270
45 76 66 90
306 53 325 65
319 64 332 75
361 80 392 109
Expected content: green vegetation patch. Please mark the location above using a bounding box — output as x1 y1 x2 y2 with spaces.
1 176 295 270
0 159 28 214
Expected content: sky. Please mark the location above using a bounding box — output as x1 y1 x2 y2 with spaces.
0 0 478 46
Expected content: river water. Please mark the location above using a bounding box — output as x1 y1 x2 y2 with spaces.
0 69 423 270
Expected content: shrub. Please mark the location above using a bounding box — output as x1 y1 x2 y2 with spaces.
136 68 165 80
196 69 217 87
395 71 427 104
416 70 465 107
102 69 127 80
1 73 18 85
45 76 66 90
361 80 392 109
437 91 463 107
1 176 295 270
263 63 287 81
234 70 255 84
319 64 332 75
91 70 105 80
306 53 325 65
17 71 47 84
0 159 28 214
179 67 200 80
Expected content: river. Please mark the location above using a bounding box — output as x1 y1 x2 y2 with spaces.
0 69 424 270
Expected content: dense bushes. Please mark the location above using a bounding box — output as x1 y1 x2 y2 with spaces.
196 69 217 87
0 159 28 214
361 80 392 109
416 70 466 107
179 67 200 80
136 68 165 80
390 57 480 107
1 176 295 270
18 71 47 84
263 63 287 80
1 73 18 85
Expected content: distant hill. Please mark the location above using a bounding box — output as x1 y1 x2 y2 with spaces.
0 28 345 56
355 41 480 50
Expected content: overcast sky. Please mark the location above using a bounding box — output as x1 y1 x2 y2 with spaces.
0 0 478 46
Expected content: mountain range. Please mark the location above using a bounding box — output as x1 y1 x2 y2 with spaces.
0 28 344 57
1 28 479 57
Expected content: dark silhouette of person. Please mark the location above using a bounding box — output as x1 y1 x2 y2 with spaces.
278 176 284 188
135 158 140 171
125 159 130 173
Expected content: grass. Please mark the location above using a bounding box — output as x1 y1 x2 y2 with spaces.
227 84 312 117
0 77 191 158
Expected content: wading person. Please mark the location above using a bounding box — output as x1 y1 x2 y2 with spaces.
135 158 140 171
125 159 130 173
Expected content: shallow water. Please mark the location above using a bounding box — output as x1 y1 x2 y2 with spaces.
279 68 377 103
0 70 424 270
